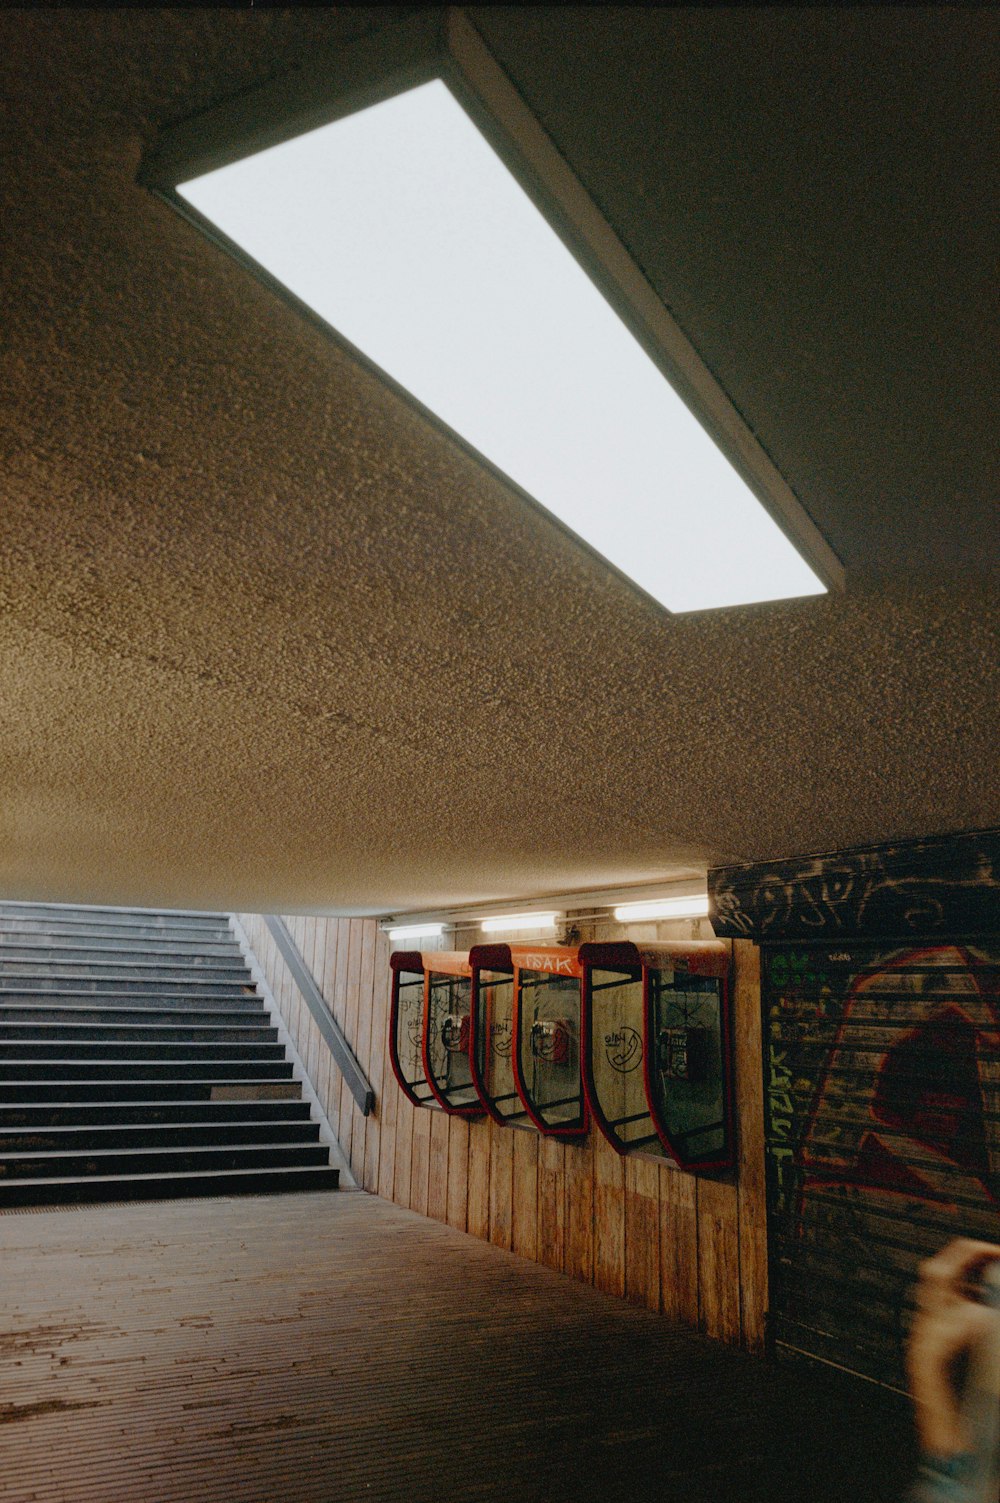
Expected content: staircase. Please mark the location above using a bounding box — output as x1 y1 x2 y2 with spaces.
0 903 339 1206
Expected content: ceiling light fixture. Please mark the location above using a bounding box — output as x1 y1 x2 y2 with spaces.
480 911 559 934
143 9 843 614
387 922 445 942
613 895 710 923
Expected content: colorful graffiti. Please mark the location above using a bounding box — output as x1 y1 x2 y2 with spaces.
764 940 1000 1388
710 828 1000 942
795 945 999 1220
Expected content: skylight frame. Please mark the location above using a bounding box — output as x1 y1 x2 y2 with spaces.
140 7 845 612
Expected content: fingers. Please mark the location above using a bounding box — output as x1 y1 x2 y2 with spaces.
921 1239 1000 1285
908 1240 1000 1457
909 1302 998 1455
916 1240 1000 1309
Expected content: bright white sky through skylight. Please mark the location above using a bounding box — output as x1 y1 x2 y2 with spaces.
179 79 825 612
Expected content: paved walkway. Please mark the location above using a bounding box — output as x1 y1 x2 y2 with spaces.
1 1190 915 1502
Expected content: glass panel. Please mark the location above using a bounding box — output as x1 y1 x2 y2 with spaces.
518 970 584 1129
475 971 523 1120
648 970 726 1164
588 969 666 1154
426 972 478 1109
393 972 434 1105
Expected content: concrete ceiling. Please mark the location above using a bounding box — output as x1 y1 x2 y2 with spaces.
0 6 997 915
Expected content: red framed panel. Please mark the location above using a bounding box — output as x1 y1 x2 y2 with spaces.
468 944 529 1125
388 951 438 1111
639 941 735 1171
579 942 668 1157
420 951 484 1117
510 945 589 1140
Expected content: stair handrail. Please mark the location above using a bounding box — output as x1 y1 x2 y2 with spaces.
263 915 375 1116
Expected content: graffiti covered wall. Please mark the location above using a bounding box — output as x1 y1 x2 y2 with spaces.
710 827 1000 1390
764 939 999 1389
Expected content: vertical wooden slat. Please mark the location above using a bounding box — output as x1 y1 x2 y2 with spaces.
426 1108 450 1222
338 922 364 1171
377 994 399 1201
564 1137 594 1284
733 938 767 1351
285 917 304 1041
536 1135 566 1273
393 1095 415 1209
364 929 391 1194
350 921 377 1183
593 1134 625 1297
466 1117 491 1240
697 1176 741 1342
333 917 351 1031
624 1155 660 1310
278 928 298 1068
310 918 329 1123
306 921 325 1088
277 916 294 1034
488 1121 513 1250
446 1117 470 1231
321 919 342 1142
511 1128 539 1260
409 1104 432 1216
659 1164 699 1325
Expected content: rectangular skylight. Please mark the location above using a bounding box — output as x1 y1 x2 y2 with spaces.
177 76 827 613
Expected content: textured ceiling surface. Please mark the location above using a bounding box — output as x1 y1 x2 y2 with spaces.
0 7 997 915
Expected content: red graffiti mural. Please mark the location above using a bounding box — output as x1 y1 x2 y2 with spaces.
798 946 1000 1225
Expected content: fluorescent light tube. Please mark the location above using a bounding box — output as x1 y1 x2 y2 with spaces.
387 922 444 942
177 78 827 613
480 912 559 934
613 896 710 923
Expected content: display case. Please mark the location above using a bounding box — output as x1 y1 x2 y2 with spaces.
579 942 667 1156
388 951 437 1110
467 944 527 1125
643 941 733 1170
510 945 589 1140
580 940 733 1169
421 951 484 1116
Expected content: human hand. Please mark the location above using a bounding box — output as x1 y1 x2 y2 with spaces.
907 1238 1000 1459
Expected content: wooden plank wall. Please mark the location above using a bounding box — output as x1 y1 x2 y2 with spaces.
236 912 767 1351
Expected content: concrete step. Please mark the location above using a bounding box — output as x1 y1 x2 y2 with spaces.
0 1141 332 1180
0 1163 340 1206
0 1100 314 1128
0 958 250 980
1 1059 295 1082
0 1120 321 1152
0 1041 286 1062
0 902 319 1208
0 998 266 1019
0 919 235 945
0 1079 302 1103
0 1021 278 1043
0 978 256 997
0 937 242 960
0 904 229 936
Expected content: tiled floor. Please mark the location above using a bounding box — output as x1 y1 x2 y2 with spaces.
1 1190 915 1502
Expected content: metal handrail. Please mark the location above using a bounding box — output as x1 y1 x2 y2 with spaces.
263 915 375 1116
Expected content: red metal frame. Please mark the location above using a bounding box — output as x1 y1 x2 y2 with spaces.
509 944 589 1141
467 944 528 1125
638 941 735 1171
419 950 484 1118
388 951 437 1111
578 941 651 1154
